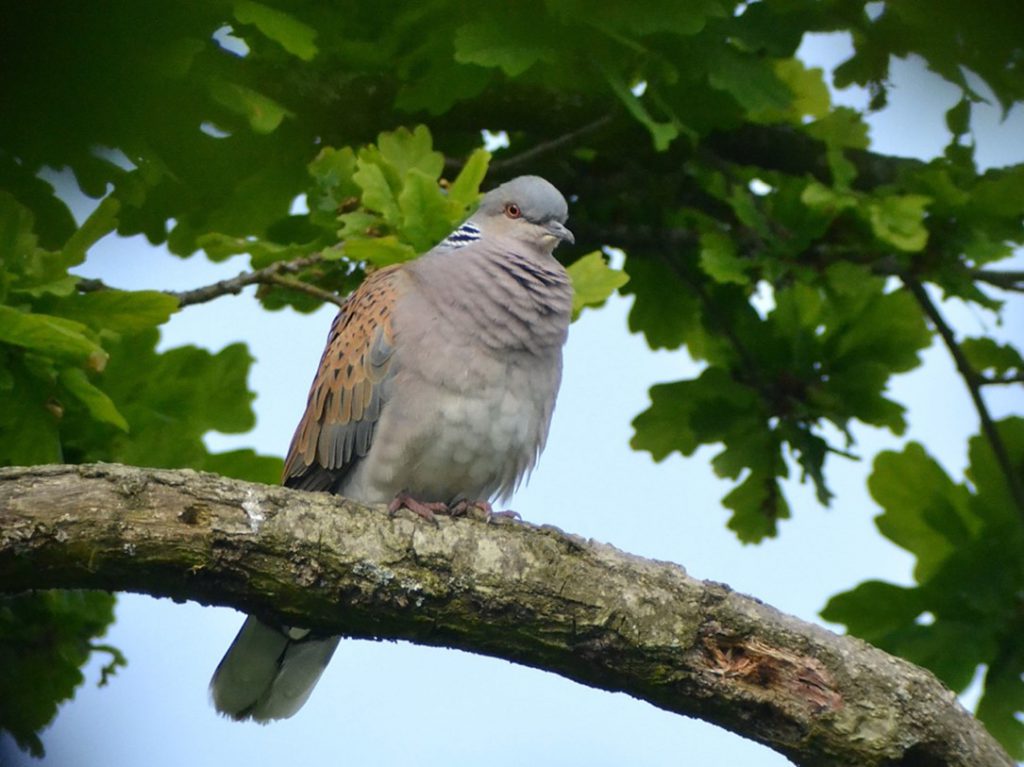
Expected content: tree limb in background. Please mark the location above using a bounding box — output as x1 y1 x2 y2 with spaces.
0 463 1011 767
904 277 1024 519
76 253 344 308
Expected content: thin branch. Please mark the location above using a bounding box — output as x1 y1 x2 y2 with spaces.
490 114 614 172
973 269 1024 294
445 114 616 174
259 272 347 308
903 276 1024 519
0 463 1013 767
168 253 331 308
980 373 1024 385
77 254 345 309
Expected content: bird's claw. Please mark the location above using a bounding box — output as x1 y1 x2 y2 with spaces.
486 509 522 523
449 499 521 523
388 493 448 524
389 495 522 525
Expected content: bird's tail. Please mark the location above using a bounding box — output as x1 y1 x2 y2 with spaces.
210 615 341 722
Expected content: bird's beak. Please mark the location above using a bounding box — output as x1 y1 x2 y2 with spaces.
544 220 575 245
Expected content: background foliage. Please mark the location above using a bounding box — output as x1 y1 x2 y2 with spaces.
1 0 1021 758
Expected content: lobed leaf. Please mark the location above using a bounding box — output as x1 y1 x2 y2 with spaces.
566 251 629 319
233 0 318 61
0 305 106 366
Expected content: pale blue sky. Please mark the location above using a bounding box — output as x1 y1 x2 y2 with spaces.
5 34 1022 767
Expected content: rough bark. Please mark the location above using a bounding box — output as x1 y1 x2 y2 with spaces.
0 463 1012 767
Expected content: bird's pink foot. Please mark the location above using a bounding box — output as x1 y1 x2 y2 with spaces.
388 493 448 523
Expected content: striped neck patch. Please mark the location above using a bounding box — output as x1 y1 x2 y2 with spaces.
441 221 481 248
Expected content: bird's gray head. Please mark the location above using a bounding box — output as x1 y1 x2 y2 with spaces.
472 175 574 253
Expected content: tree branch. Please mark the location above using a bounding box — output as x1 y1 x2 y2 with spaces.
980 373 1024 385
0 463 1011 767
903 277 1024 519
973 269 1024 294
257 271 347 307
169 253 343 308
488 114 616 173
76 254 345 309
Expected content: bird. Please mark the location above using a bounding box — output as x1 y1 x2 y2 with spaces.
209 174 575 722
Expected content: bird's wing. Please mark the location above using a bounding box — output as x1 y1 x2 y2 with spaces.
282 264 406 491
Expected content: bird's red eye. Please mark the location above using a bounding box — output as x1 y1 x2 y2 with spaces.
505 203 521 219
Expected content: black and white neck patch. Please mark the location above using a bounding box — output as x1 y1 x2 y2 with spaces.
441 222 482 249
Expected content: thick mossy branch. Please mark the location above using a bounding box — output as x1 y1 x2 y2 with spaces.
0 464 1011 767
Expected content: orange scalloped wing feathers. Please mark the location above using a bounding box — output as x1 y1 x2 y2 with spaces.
283 265 405 490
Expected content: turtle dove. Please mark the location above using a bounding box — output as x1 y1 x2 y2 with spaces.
210 175 575 722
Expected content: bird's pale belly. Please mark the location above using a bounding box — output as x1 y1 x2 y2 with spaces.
339 365 553 505
405 384 540 501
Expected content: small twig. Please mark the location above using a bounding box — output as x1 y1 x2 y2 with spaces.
169 253 328 308
903 276 1024 520
485 114 616 173
89 642 128 687
76 253 345 309
972 269 1024 294
979 373 1024 385
261 273 346 308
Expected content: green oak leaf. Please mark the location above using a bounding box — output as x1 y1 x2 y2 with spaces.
960 337 1023 379
60 329 279 483
454 17 557 76
307 146 360 225
202 448 284 485
708 48 792 117
604 68 679 151
58 367 129 432
395 55 492 115
56 290 178 334
867 194 932 252
353 160 401 225
378 125 445 182
0 354 62 466
344 236 416 267
868 443 974 581
0 591 120 758
446 149 490 213
398 169 454 252
723 471 790 543
623 256 701 351
567 250 629 319
233 0 318 61
61 196 121 267
699 231 749 285
208 79 292 134
0 305 107 367
760 59 831 122
826 422 1024 755
977 650 1024 761
821 580 924 640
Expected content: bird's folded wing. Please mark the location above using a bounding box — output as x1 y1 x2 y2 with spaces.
282 264 405 490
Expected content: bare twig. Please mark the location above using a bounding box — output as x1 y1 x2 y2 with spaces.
490 114 614 172
445 114 616 174
169 253 330 308
980 373 1024 385
260 272 347 308
973 269 1024 294
904 277 1024 519
76 253 344 309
